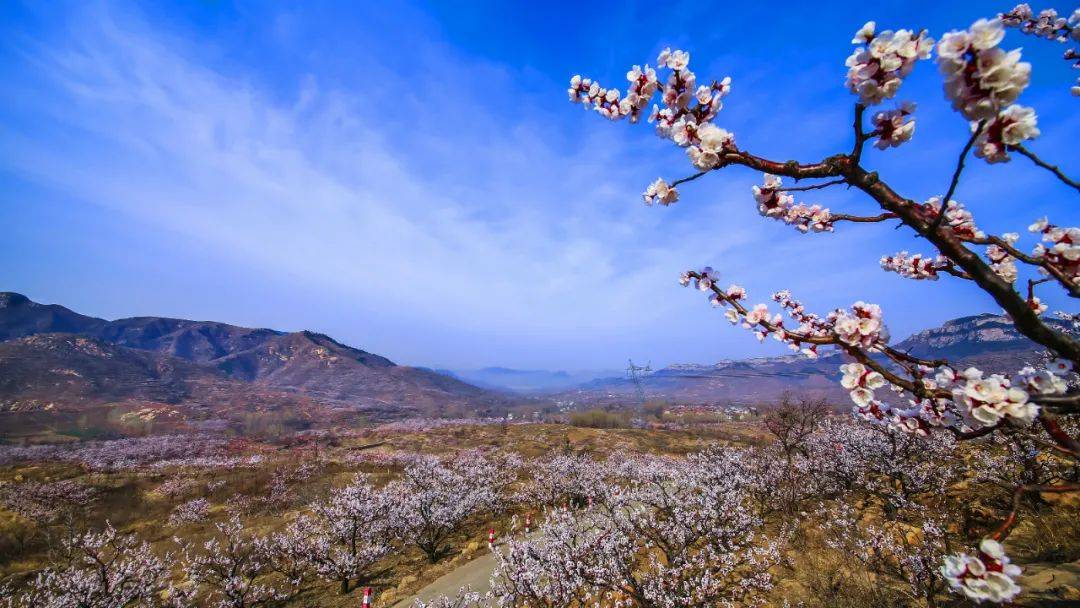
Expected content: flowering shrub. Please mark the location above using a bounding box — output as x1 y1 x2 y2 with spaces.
180 516 301 608
0 479 98 526
169 497 210 525
516 452 607 509
10 524 171 608
387 456 498 562
493 450 783 608
567 5 1079 603
823 504 955 606
0 435 239 471
291 474 394 594
413 588 486 608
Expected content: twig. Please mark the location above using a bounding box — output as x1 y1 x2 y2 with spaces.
1027 277 1052 301
1039 413 1080 456
831 212 898 224
779 178 848 192
968 235 1079 298
670 171 710 187
1010 144 1080 193
851 103 867 163
990 482 1080 541
930 120 985 232
1034 392 1080 416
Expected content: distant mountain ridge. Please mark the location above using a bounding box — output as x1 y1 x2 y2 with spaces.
560 313 1062 407
0 292 513 437
443 367 622 393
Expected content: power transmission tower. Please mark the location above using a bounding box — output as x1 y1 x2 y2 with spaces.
626 359 652 406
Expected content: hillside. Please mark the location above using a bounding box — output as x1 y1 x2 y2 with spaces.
0 293 514 438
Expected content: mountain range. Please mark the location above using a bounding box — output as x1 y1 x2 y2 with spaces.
0 292 1062 440
0 292 514 441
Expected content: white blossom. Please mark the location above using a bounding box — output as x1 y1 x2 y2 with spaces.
937 19 1031 120
941 538 1022 603
846 24 934 105
643 177 679 206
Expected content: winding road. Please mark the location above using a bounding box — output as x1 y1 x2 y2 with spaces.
392 548 500 607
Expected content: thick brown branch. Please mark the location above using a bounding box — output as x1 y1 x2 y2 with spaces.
1010 144 1080 193
718 149 846 180
839 168 1080 365
948 424 1003 441
938 265 973 280
708 149 1080 364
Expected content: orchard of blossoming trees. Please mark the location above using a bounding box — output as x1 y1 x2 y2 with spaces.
0 410 1078 606
566 3 1080 604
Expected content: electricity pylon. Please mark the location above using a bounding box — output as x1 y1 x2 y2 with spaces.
626 359 652 406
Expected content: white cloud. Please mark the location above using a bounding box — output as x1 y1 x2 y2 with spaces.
0 5 769 367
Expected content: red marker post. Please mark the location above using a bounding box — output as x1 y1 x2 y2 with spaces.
488 527 496 551
362 587 372 607
524 513 532 534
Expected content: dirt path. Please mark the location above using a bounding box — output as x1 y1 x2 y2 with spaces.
392 548 500 607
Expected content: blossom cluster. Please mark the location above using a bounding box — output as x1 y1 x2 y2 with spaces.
841 362 887 408
880 250 949 280
642 177 679 206
169 497 210 525
570 47 737 177
941 538 1023 603
871 101 917 148
919 196 985 240
1000 4 1078 42
1001 5 1080 95
986 235 1019 283
973 104 1040 163
1029 217 1080 283
845 21 934 105
936 367 1039 427
568 74 648 121
829 301 888 349
853 356 1073 437
938 18 1031 121
752 173 833 233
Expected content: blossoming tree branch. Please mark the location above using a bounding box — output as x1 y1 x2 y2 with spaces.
567 4 1079 604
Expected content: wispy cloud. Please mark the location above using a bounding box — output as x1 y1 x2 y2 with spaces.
1 2 1076 369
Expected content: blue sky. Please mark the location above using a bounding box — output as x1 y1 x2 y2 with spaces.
1 1 1077 370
